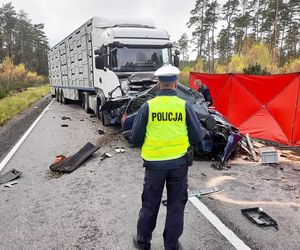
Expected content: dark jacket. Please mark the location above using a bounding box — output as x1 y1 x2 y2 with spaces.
198 84 213 106
130 88 204 169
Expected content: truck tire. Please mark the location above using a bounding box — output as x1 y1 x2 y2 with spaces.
101 110 111 126
55 89 60 102
60 90 68 104
97 94 110 126
83 93 92 113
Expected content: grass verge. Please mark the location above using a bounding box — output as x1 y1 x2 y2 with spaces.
0 85 50 126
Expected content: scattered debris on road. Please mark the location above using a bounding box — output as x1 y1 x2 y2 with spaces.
49 142 100 173
4 180 18 188
241 207 279 231
162 187 220 206
62 116 72 120
55 155 66 163
98 129 105 135
0 169 22 185
211 162 231 171
114 147 125 153
100 152 112 161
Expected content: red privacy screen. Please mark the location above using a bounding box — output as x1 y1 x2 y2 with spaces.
189 72 300 146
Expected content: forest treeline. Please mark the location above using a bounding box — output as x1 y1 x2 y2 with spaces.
0 2 48 99
176 0 300 76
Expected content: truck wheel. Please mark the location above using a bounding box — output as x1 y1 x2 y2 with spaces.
55 89 60 102
83 93 92 113
61 90 68 104
97 95 110 126
101 110 111 126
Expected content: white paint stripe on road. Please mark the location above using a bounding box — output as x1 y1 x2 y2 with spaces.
0 99 54 172
189 196 251 250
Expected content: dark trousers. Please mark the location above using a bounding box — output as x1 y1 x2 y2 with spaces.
136 167 188 250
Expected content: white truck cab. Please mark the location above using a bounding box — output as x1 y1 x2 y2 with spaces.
48 17 179 125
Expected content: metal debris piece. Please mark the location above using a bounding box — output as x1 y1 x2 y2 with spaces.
100 153 112 161
4 181 18 188
114 147 125 153
50 142 100 173
241 207 279 231
61 124 68 127
246 133 258 162
0 169 22 185
162 187 220 206
98 129 105 135
187 187 220 198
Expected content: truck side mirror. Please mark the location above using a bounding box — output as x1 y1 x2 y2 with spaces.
95 55 105 70
174 55 180 68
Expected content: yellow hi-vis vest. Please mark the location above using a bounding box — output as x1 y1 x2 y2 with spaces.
141 96 190 161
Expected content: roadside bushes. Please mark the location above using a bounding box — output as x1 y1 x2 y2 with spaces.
0 57 48 99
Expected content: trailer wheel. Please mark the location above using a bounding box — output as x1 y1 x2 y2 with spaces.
55 89 60 102
61 90 68 104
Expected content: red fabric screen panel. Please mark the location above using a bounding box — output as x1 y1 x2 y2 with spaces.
189 72 300 146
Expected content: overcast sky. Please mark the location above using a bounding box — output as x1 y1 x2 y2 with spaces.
8 0 195 45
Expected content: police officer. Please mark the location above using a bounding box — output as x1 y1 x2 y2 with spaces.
130 65 204 250
194 79 213 107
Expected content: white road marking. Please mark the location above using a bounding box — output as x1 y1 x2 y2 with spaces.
0 99 54 172
189 196 251 250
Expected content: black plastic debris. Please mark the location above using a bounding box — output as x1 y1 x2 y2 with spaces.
0 169 22 185
98 129 105 135
49 142 100 173
61 124 68 127
62 116 71 120
241 207 279 231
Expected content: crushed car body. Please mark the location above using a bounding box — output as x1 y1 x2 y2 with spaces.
106 81 247 165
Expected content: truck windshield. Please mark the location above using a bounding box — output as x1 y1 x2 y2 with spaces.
111 47 171 72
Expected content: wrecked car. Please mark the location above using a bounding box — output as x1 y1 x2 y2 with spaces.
118 83 245 165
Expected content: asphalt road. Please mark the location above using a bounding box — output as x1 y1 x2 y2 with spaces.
0 99 299 250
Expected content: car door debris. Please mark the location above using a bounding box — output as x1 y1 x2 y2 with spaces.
49 142 100 173
241 207 279 231
0 169 22 185
4 181 18 188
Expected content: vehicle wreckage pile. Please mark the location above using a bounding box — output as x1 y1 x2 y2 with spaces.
100 74 255 168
